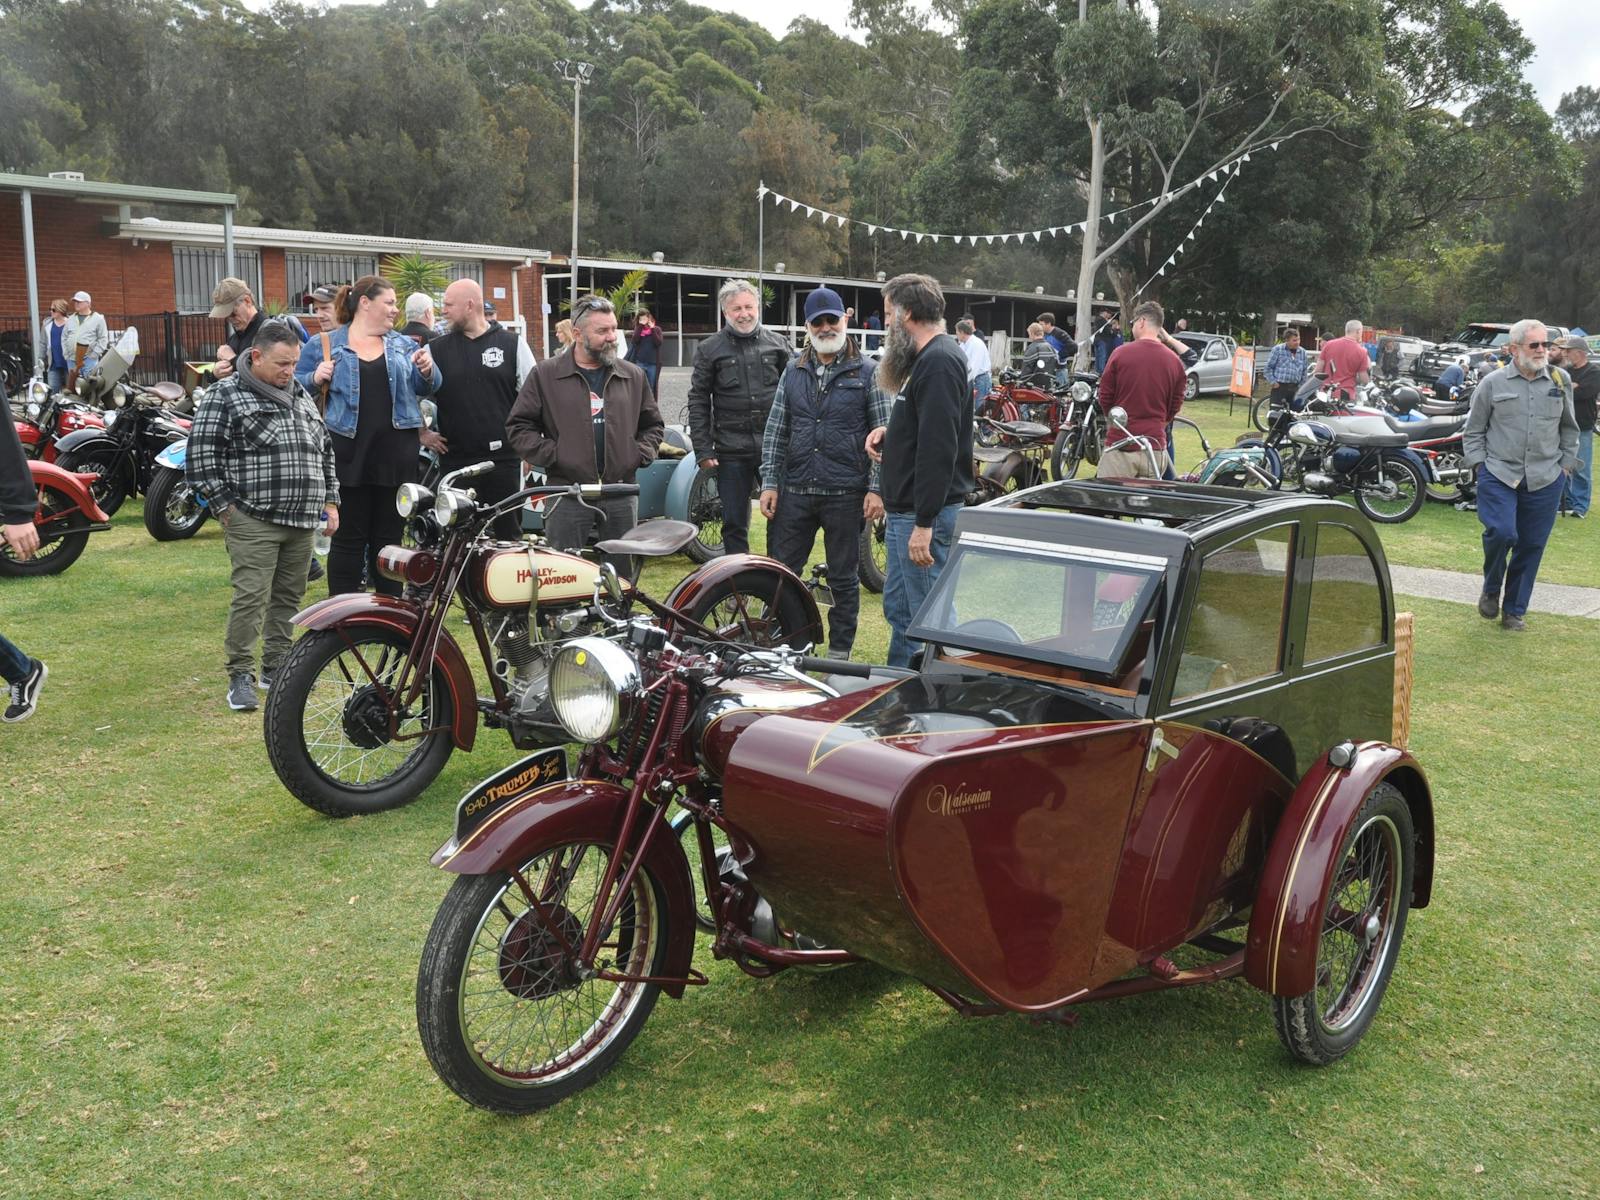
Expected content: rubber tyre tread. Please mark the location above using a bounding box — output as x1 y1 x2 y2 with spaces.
1354 457 1426 524
858 516 886 594
1272 782 1414 1066
263 627 455 817
0 485 89 577
415 859 667 1113
683 465 723 563
679 567 815 650
143 466 208 540
1051 429 1085 480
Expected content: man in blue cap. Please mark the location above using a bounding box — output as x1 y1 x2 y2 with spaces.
759 286 889 659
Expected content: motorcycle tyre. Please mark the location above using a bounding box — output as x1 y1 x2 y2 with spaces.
142 466 209 541
55 445 130 518
263 627 456 817
1354 457 1426 524
679 566 816 650
0 484 90 577
416 847 668 1114
858 515 887 594
683 464 724 564
1051 429 1085 480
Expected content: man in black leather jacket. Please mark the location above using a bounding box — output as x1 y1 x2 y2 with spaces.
686 278 791 555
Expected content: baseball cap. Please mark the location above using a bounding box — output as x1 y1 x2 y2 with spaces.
208 277 252 318
1555 335 1587 352
308 285 337 304
71 290 91 303
803 286 846 323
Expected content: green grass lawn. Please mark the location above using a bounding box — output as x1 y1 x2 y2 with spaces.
1 490 1596 1199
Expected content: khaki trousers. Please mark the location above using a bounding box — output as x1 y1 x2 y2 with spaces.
222 509 314 678
1096 443 1167 480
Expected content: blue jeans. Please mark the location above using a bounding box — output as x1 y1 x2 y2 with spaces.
717 457 757 556
46 367 68 392
1562 428 1592 516
0 630 32 684
971 372 992 405
884 502 962 667
1478 469 1565 618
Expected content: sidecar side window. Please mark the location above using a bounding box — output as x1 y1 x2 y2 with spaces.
1173 524 1295 701
1303 522 1387 664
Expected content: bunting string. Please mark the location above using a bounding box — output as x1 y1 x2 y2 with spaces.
755 142 1276 246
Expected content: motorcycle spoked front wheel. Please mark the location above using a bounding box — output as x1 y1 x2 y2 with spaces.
142 466 209 540
263 627 456 816
416 839 669 1113
0 484 91 577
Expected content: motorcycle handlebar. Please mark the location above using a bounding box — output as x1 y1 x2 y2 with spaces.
795 655 915 680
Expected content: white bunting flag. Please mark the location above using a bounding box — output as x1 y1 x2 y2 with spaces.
915 233 924 244
757 184 769 199
867 224 877 236
1271 141 1281 151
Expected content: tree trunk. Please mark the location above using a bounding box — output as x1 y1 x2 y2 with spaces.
1071 113 1104 372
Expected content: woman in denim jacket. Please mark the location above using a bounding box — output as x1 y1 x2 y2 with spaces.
307 276 442 595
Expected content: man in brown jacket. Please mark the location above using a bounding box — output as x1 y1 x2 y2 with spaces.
507 294 664 575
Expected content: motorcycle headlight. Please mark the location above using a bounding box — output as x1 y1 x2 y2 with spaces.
25 400 41 419
103 409 118 429
433 489 471 527
1071 381 1091 403
549 638 642 744
397 483 434 518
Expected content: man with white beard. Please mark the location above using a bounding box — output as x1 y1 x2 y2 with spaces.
758 287 889 659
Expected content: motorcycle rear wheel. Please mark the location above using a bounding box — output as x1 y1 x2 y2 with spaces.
263 627 456 816
416 840 668 1113
1354 457 1425 524
683 464 724 563
0 484 90 577
680 567 817 650
142 466 209 540
1422 451 1467 503
858 514 887 594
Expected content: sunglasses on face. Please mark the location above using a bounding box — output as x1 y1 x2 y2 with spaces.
808 314 843 327
1523 341 1551 350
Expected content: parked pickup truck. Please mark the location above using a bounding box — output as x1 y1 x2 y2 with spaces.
1413 323 1569 383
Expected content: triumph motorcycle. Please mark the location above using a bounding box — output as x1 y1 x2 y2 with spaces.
262 464 824 817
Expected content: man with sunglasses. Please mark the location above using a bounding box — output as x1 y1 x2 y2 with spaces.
758 287 889 659
687 279 792 555
1463 319 1579 631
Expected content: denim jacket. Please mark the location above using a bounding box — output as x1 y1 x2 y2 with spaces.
314 326 441 437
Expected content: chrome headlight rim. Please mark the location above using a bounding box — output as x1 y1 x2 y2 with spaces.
397 482 434 518
549 637 642 744
1070 380 1091 403
433 489 471 527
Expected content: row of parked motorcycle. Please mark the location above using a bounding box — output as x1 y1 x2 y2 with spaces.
958 364 1475 525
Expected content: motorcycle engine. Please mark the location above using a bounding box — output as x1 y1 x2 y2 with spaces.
488 612 591 748
1302 470 1338 494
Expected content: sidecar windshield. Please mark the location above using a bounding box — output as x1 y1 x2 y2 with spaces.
909 538 1164 677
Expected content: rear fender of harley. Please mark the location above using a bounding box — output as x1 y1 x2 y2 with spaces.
29 459 111 522
979 450 1027 487
662 553 825 648
292 594 480 751
1245 742 1433 997
430 778 697 999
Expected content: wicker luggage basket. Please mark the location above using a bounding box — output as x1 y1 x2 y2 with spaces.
1393 611 1415 749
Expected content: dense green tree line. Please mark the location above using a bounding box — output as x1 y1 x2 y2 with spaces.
0 0 1592 335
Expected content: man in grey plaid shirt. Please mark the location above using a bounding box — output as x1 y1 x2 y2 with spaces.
189 321 340 711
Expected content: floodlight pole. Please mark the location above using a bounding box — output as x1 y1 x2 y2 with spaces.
556 59 595 310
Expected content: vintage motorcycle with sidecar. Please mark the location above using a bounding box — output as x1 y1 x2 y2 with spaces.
414 477 1433 1113
263 464 823 817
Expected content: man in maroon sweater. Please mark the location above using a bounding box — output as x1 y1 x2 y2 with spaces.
1096 300 1187 479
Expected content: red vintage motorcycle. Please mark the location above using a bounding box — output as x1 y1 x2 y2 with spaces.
264 465 823 818
12 380 106 463
0 459 112 577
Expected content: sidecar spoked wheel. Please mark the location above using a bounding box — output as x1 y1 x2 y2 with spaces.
1273 783 1414 1065
263 627 455 817
681 568 814 650
416 840 668 1113
0 485 90 577
670 808 730 933
683 466 724 563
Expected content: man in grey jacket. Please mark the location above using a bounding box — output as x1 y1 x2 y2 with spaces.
64 291 110 386
1463 318 1579 631
686 278 790 555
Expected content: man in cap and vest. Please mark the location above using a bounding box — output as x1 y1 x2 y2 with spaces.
759 287 889 659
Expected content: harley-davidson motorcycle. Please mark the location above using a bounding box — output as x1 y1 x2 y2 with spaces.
0 458 113 577
262 464 823 817
12 378 106 463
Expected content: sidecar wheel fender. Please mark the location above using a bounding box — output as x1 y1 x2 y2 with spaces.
430 779 698 998
291 595 479 751
661 451 703 521
1245 742 1433 997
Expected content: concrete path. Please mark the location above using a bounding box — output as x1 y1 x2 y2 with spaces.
1389 564 1600 620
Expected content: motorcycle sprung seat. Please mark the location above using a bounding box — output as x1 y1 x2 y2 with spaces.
993 419 1052 441
1384 414 1466 440
146 381 186 405
595 519 699 558
973 446 1015 463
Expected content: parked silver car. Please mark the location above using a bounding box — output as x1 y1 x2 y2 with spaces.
1175 332 1238 400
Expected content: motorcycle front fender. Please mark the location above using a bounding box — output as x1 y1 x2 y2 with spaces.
29 459 111 522
431 777 698 998
52 429 119 459
154 439 187 471
1245 742 1434 997
292 594 480 751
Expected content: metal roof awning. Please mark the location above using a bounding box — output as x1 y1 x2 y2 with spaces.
117 217 551 263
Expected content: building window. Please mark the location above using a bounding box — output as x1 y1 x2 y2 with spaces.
438 260 483 285
285 253 378 305
173 246 261 313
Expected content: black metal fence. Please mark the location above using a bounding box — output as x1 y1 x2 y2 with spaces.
0 311 232 387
